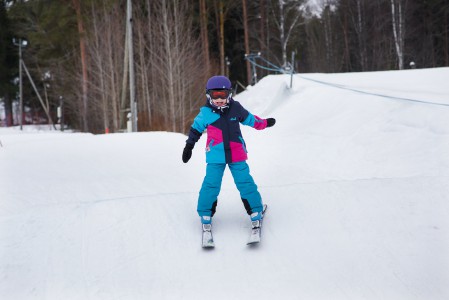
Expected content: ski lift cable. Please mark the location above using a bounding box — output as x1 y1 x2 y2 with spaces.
256 56 285 70
298 75 449 108
247 60 284 72
245 54 446 107
245 56 286 73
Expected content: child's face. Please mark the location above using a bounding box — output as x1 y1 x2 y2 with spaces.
209 89 229 107
212 98 227 107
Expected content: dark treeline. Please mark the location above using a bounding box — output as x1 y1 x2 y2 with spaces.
1 0 448 133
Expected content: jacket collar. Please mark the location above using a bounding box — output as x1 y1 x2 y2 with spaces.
206 97 233 114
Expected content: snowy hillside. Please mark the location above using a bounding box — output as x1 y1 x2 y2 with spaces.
1 68 449 300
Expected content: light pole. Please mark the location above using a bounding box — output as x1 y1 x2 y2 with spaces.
245 52 261 85
127 0 137 132
13 38 28 130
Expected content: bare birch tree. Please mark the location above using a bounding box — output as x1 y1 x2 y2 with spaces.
390 0 406 69
85 0 125 133
353 0 368 70
199 0 211 71
145 0 210 132
270 0 304 67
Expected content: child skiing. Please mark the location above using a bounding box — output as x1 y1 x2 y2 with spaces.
182 75 275 247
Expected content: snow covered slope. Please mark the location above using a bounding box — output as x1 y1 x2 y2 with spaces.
1 68 449 300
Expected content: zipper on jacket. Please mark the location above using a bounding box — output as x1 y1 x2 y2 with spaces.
221 108 232 163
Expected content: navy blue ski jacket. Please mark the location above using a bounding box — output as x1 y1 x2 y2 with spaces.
186 98 268 164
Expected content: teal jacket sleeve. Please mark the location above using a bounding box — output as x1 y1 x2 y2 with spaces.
186 109 207 145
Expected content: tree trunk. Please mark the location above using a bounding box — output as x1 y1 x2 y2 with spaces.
258 0 267 77
278 0 286 66
342 1 351 72
242 0 251 84
199 0 210 71
219 0 225 75
72 0 89 131
356 0 367 71
445 3 448 66
391 0 405 70
161 0 176 132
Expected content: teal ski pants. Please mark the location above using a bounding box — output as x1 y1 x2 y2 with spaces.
197 161 263 219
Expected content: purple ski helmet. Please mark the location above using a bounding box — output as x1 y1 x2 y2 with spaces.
206 76 232 91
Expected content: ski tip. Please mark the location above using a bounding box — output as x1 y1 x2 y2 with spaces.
201 236 215 249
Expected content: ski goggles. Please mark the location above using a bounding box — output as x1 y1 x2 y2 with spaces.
207 89 230 100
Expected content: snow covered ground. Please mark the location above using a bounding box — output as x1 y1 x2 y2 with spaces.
1 68 449 300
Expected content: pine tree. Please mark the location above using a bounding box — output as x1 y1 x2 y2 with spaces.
0 0 17 126
7 0 78 127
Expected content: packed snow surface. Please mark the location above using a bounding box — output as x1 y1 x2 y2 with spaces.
1 68 449 300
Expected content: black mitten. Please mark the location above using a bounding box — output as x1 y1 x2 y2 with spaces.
182 143 194 163
266 118 276 127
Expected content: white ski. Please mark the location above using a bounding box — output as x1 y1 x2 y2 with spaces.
247 221 262 244
247 204 267 245
201 224 215 248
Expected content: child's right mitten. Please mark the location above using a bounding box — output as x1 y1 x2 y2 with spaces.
182 143 194 163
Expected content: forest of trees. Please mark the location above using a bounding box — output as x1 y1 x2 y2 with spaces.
1 0 448 133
